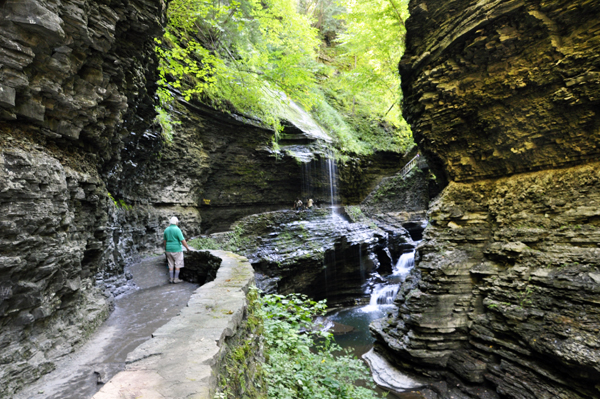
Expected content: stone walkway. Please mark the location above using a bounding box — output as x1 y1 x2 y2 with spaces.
92 250 255 399
13 255 198 399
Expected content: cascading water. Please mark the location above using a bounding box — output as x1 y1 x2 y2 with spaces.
301 161 312 201
297 152 338 214
393 250 416 279
362 249 416 312
325 249 418 398
327 157 337 214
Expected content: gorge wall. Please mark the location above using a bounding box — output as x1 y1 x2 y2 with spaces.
0 0 166 395
0 0 410 395
373 1 600 398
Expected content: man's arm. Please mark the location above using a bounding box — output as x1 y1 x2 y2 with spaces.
181 239 192 251
162 239 166 250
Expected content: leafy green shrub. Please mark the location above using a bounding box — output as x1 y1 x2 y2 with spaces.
107 192 133 211
259 293 383 399
154 106 181 144
188 224 253 252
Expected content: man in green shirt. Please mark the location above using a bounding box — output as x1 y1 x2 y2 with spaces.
163 216 192 283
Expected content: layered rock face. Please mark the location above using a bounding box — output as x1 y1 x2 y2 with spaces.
114 99 314 234
373 163 600 398
234 209 395 306
372 1 600 398
400 0 600 183
0 0 165 395
338 149 414 205
115 97 410 234
0 0 164 165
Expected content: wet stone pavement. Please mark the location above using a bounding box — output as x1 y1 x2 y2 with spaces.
14 256 198 399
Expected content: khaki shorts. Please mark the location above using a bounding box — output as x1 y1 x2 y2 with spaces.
166 252 184 270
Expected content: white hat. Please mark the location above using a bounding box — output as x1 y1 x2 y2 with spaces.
169 216 179 225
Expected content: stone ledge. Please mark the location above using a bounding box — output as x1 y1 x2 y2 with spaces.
92 250 255 399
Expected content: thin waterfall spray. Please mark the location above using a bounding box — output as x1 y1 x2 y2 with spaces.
301 161 312 201
325 154 338 216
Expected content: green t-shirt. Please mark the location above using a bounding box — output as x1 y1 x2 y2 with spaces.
164 224 185 252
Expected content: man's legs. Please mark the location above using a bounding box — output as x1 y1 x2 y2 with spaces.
172 252 184 283
166 252 176 283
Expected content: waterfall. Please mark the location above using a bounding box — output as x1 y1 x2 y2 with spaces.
296 153 337 214
327 157 337 213
362 250 416 312
393 250 415 278
301 161 312 200
369 284 399 306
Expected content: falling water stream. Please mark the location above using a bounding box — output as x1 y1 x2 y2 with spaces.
299 153 339 216
325 249 419 398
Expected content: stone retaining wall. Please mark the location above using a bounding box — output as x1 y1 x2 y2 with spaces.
92 250 264 399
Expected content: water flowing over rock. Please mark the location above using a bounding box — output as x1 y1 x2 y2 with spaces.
372 1 600 398
230 209 390 306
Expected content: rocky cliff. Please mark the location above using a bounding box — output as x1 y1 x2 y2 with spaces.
372 1 600 398
0 0 165 395
218 209 399 307
400 0 600 184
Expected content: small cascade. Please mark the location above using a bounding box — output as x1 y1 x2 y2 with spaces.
369 284 399 306
393 250 415 278
362 249 416 313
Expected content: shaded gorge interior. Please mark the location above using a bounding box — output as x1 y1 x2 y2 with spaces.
1 0 600 398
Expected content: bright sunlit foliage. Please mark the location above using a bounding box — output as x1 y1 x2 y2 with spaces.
155 0 413 155
331 0 409 125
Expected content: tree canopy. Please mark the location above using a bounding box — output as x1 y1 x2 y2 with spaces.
156 0 412 156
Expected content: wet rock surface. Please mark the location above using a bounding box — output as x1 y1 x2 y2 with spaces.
12 255 197 399
373 163 600 398
180 250 222 284
0 0 166 392
229 208 388 306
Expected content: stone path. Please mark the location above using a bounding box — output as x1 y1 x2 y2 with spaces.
13 256 197 399
92 250 255 399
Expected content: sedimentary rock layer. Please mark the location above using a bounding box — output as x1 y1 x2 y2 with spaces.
373 0 600 397
373 162 600 398
0 0 164 395
232 209 412 306
401 0 600 183
0 0 164 167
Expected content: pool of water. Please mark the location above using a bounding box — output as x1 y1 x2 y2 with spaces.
327 305 425 399
323 248 426 399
